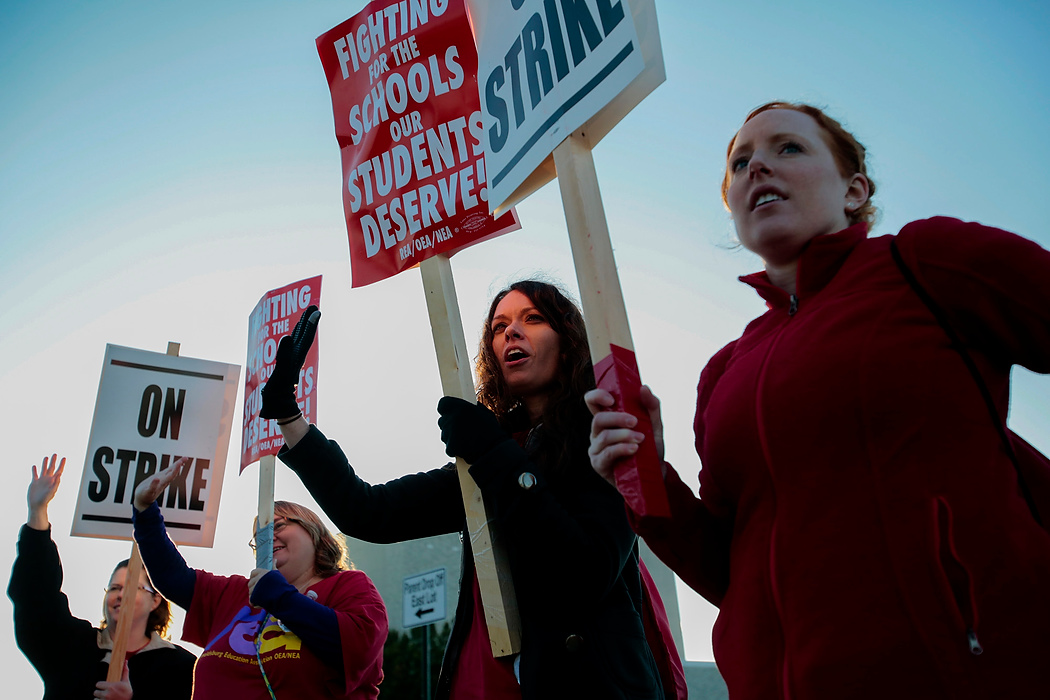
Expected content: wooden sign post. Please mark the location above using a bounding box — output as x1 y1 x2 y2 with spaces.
555 133 670 518
105 340 181 682
420 255 521 656
463 0 667 513
105 542 144 682
314 1 525 658
255 454 276 571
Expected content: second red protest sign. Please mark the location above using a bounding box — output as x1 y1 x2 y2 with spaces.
241 276 322 471
317 0 519 287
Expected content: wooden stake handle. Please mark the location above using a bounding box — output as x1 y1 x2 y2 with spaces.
107 341 182 682
420 255 521 656
256 454 276 570
105 544 143 682
555 133 670 518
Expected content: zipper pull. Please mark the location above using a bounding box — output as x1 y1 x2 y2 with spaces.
788 294 799 316
967 628 983 655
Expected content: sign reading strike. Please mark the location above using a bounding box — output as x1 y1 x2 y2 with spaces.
241 276 321 471
467 0 663 214
72 345 240 547
403 568 447 628
316 0 520 287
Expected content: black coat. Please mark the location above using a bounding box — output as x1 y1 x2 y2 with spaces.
280 424 664 700
8 525 197 700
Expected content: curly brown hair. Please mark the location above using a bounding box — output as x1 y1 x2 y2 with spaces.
721 101 878 228
475 280 595 472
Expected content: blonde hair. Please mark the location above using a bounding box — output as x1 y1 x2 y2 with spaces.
271 501 349 576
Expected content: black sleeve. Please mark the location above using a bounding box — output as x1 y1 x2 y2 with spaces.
132 503 196 609
7 525 99 675
278 424 464 542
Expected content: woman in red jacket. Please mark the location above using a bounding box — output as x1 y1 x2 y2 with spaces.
588 101 1050 699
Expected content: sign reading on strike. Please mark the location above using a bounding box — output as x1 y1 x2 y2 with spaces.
241 276 321 471
316 0 520 287
467 0 664 214
72 344 240 547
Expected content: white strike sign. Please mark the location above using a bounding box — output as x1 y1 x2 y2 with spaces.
72 344 240 547
403 567 447 629
467 0 664 214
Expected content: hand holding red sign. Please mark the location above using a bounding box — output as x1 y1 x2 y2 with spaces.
261 305 321 420
586 385 664 485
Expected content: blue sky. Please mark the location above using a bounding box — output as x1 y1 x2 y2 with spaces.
2 1 1049 694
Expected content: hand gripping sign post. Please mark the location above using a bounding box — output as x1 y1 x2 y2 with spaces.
467 0 670 518
317 0 523 655
72 341 240 681
242 276 321 570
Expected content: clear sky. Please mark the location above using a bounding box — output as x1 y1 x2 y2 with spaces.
2 0 1049 695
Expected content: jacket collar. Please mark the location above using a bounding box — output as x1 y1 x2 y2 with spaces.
740 222 869 310
99 629 176 654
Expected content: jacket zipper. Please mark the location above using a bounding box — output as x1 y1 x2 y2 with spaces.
967 628 983 655
755 304 797 698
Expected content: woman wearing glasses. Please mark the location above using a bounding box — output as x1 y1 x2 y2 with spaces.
8 454 196 699
130 459 387 700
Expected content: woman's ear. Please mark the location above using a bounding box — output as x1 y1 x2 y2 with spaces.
845 173 870 210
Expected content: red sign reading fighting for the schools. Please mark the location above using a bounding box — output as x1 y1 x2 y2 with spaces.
317 0 520 287
241 276 321 471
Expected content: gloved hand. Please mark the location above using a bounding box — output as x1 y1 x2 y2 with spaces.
437 396 507 464
260 305 320 419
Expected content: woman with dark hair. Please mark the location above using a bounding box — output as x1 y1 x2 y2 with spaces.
130 465 387 700
266 280 669 699
589 101 1050 698
8 454 196 700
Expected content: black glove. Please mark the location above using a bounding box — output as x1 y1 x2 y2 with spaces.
437 396 507 464
260 305 320 419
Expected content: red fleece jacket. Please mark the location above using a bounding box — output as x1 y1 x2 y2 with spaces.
637 218 1050 699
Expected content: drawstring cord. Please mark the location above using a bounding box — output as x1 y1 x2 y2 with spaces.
254 613 279 700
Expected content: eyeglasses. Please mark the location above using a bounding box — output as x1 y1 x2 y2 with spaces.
248 517 302 551
105 584 156 595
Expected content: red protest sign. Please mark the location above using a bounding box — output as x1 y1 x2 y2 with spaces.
241 276 322 471
317 0 519 288
594 345 669 518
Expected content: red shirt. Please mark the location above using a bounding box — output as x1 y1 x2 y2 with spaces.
184 569 386 699
448 575 520 699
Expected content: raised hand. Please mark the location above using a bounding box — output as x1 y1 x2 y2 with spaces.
27 454 65 530
133 457 192 512
586 385 665 486
260 305 320 420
